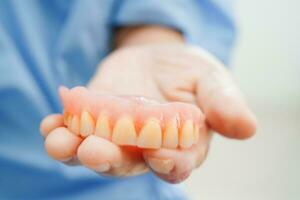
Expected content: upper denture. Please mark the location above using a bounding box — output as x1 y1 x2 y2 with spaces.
59 86 204 149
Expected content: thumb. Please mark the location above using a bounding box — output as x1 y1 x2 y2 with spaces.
195 63 257 139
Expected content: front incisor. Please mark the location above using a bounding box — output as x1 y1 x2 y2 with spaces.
80 110 95 137
112 117 137 145
180 120 194 148
163 119 178 149
70 115 80 135
137 118 162 149
95 113 111 139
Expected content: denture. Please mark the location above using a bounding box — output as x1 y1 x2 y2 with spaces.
59 86 204 149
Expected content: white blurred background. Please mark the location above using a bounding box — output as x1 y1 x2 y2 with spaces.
183 0 300 199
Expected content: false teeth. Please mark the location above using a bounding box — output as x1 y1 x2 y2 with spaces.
112 117 137 146
137 118 162 149
80 111 95 137
163 119 178 149
70 115 80 135
95 113 111 139
180 120 194 148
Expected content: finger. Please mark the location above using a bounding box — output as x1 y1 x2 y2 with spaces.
143 125 211 184
161 88 196 103
196 63 257 139
77 135 148 176
40 114 64 137
45 127 82 162
157 72 196 103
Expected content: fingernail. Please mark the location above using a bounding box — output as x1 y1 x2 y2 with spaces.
97 162 110 172
148 158 174 174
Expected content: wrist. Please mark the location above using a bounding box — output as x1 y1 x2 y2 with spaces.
114 25 184 48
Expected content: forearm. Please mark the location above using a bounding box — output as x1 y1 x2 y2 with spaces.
114 25 184 48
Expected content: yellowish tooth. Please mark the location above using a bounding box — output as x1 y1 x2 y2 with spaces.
95 113 111 139
112 117 136 145
163 119 178 149
180 120 194 148
67 115 72 128
63 111 69 126
80 110 95 137
194 124 200 144
70 115 80 135
137 118 162 149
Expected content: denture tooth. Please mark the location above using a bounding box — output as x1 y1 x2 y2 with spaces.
137 118 162 149
70 115 80 135
67 115 72 128
163 119 178 149
80 110 95 137
95 113 111 139
112 117 137 145
193 124 200 144
63 111 69 126
180 120 194 148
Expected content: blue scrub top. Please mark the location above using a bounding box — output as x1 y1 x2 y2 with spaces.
0 0 236 199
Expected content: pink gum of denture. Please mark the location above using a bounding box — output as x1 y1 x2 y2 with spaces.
59 86 204 149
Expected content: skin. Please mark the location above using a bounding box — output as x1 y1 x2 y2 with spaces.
40 25 257 183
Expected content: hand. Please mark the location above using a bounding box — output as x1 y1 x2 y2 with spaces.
40 43 256 183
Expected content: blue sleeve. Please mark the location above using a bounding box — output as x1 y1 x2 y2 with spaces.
112 0 237 65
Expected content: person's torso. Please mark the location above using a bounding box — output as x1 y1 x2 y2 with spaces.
0 1 186 199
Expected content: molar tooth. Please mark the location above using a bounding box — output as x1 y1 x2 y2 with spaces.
180 120 194 148
163 119 178 149
67 115 72 128
63 111 69 126
112 117 136 146
194 124 200 144
137 118 162 149
95 113 111 139
70 115 80 135
80 110 95 137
